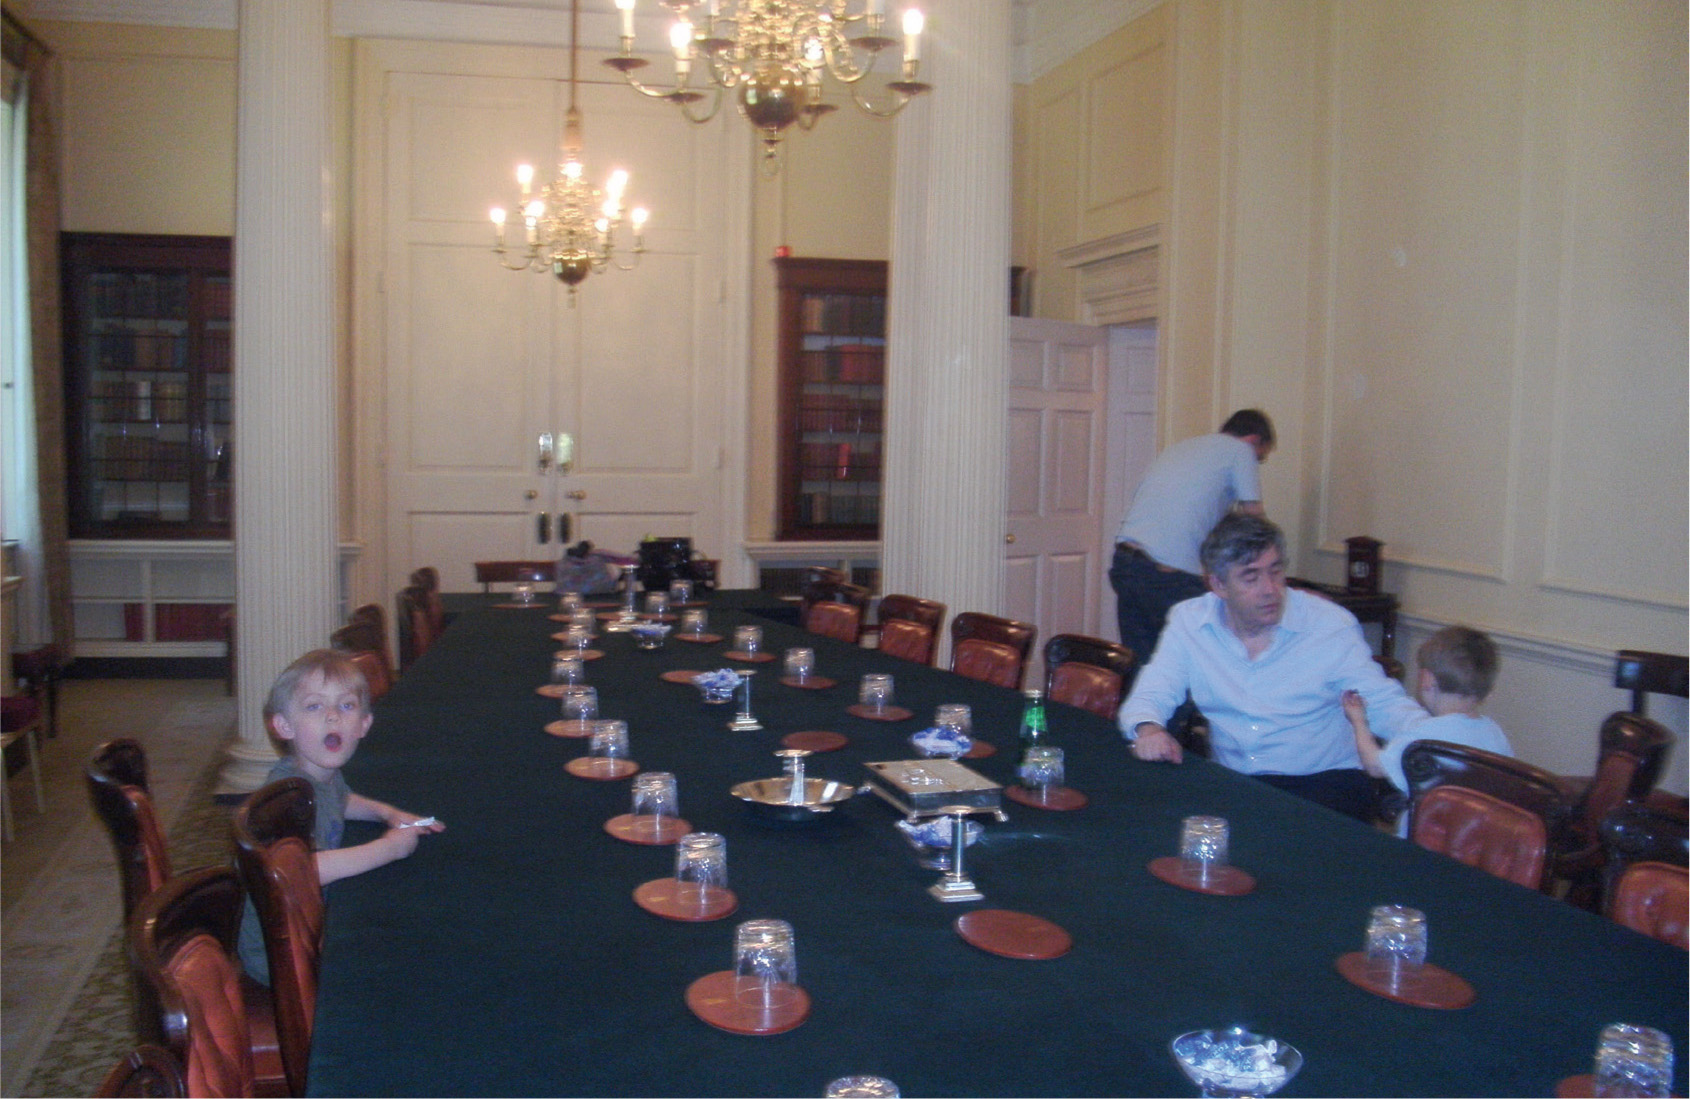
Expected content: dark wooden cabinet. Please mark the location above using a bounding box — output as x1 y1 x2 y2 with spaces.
62 233 232 538
775 256 886 540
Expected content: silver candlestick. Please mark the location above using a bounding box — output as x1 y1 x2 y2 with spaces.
928 806 984 902
727 670 763 732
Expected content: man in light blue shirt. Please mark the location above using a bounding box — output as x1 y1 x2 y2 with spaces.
1118 513 1427 821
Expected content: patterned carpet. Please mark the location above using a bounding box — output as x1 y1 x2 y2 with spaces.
2 693 236 1098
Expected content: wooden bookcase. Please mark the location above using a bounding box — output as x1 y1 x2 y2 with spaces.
774 256 887 540
62 232 232 540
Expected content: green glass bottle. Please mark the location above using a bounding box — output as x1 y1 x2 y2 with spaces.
1018 688 1047 751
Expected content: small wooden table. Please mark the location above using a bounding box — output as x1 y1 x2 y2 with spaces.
1289 577 1401 678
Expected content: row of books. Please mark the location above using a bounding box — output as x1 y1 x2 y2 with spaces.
799 293 885 337
799 442 881 482
798 393 882 434
799 345 884 385
796 490 881 527
88 271 194 319
94 436 193 482
91 331 189 373
90 378 190 423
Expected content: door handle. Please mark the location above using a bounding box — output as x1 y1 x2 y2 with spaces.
566 490 587 501
558 513 572 543
524 489 539 501
537 511 551 544
1005 533 1016 544
537 433 554 474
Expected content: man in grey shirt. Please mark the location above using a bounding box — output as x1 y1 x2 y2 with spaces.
1109 409 1274 671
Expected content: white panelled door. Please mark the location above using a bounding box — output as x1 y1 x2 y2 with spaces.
1005 317 1111 684
367 42 737 595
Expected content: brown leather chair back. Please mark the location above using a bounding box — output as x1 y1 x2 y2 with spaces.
872 595 945 666
1609 862 1689 949
346 650 392 700
396 587 436 670
1614 650 1689 716
1401 739 1575 846
1411 785 1549 890
949 613 1036 690
87 739 174 922
804 599 865 645
130 867 256 1099
96 1045 187 1098
407 566 439 593
1575 712 1675 837
234 779 323 1097
1044 634 1136 719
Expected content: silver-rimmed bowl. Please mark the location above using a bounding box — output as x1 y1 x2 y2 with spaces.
730 777 861 822
1170 1028 1302 1098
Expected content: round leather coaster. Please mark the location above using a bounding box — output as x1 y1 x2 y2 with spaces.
1004 785 1089 811
674 633 724 644
1335 952 1477 1010
639 613 678 623
955 909 1073 960
779 675 837 690
845 703 914 722
548 613 574 622
494 601 548 609
781 730 848 752
1555 1075 1595 1098
604 813 692 845
550 631 597 642
1146 856 1257 896
544 719 595 739
725 650 777 663
660 670 707 684
553 650 606 664
597 610 639 622
685 971 810 1036
633 878 738 922
565 757 639 780
963 741 997 759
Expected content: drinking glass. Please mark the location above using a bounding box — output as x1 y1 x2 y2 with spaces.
1019 746 1065 792
1179 815 1229 881
734 625 762 656
674 831 728 909
513 580 535 604
784 647 816 683
733 918 798 1010
934 703 972 738
1364 904 1428 986
564 624 591 654
631 771 678 824
1595 1024 1674 1098
570 606 595 630
669 578 694 605
859 673 894 715
558 590 584 613
825 1078 901 1098
588 719 629 761
645 591 670 618
560 685 599 727
681 608 709 637
551 655 586 687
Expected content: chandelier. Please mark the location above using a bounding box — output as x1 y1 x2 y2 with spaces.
490 0 648 299
604 1 930 170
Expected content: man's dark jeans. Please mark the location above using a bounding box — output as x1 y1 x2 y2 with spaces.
1108 545 1208 669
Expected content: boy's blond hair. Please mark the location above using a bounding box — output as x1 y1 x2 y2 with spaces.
1416 626 1498 701
265 648 371 723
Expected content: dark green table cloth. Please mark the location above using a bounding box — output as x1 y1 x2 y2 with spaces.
308 593 1687 1097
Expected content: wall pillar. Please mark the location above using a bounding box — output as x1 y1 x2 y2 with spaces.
218 0 339 793
883 0 1013 655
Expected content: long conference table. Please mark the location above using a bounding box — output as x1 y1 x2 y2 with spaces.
308 591 1687 1097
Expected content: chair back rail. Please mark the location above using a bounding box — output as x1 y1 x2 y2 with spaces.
1043 634 1136 719
868 594 946 666
1614 649 1689 715
949 613 1037 690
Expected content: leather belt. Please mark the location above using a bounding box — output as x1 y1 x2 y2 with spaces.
1115 541 1180 573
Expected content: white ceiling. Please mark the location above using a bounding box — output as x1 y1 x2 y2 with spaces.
19 0 1161 83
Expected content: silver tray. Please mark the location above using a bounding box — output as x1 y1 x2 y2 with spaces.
862 759 1004 821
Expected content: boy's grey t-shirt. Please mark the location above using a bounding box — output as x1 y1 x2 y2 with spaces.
236 756 351 984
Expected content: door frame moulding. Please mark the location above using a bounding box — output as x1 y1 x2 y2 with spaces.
1057 224 1161 326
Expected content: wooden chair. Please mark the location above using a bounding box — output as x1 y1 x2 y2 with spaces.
473 560 555 593
11 643 62 739
1558 712 1676 908
233 779 323 1097
800 579 871 645
129 866 261 1099
1 695 47 840
1608 862 1689 949
862 594 946 666
1599 800 1688 910
95 1045 186 1098
1614 650 1689 716
1043 634 1137 720
949 612 1037 690
396 586 436 671
408 566 439 594
1410 784 1549 890
345 650 392 701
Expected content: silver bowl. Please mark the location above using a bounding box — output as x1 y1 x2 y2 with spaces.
731 777 861 822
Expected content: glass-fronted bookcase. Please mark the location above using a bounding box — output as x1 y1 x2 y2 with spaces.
62 232 232 539
774 256 887 540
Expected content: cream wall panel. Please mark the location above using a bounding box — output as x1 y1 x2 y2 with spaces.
1031 86 1083 319
1081 42 1163 240
1541 0 1687 610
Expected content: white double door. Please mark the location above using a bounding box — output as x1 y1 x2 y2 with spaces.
360 41 745 595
